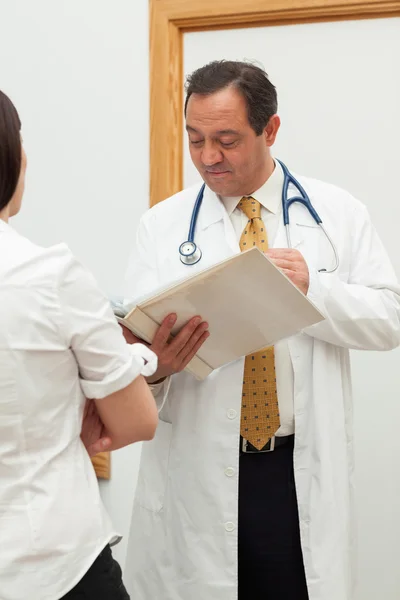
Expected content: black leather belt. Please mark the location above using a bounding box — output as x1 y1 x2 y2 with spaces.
240 434 294 454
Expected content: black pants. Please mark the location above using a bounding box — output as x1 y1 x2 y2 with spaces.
61 545 130 600
238 437 309 599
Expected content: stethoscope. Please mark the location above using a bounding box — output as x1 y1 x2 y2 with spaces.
179 159 339 273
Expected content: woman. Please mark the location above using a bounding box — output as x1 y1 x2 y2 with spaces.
0 90 158 599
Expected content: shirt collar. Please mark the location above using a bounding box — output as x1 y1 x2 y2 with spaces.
0 218 11 232
220 158 283 217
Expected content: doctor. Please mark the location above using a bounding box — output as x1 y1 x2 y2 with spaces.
123 60 400 600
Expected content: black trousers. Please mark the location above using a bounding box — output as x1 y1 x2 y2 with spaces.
238 437 309 599
61 545 130 600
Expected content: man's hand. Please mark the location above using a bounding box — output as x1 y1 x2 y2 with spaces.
265 248 310 295
120 314 210 382
81 399 112 457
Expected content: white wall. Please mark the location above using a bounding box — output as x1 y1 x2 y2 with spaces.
184 17 400 600
0 0 149 567
2 2 399 593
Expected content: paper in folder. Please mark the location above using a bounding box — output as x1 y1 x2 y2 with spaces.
113 247 324 380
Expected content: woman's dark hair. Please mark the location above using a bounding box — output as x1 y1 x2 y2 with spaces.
0 90 22 212
184 60 278 136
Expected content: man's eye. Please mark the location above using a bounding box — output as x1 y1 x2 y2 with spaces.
190 139 203 146
220 140 236 147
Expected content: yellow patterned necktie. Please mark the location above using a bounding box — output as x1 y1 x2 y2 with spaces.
239 197 280 450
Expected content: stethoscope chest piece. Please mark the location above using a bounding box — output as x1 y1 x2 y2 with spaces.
179 241 202 265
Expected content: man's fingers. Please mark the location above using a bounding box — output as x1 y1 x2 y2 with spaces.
120 324 143 345
279 268 298 280
176 323 210 363
266 248 300 259
151 314 177 350
179 331 210 368
269 258 299 271
167 316 206 355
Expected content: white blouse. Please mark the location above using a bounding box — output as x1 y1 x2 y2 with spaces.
0 219 156 600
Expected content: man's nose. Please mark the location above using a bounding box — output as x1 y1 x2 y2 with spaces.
201 142 223 167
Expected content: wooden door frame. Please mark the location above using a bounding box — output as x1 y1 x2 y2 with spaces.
92 450 110 480
150 0 400 206
92 0 399 480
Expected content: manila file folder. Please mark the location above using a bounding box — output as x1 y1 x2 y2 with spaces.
116 247 324 380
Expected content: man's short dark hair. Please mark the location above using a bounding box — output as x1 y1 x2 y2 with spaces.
0 90 22 212
184 60 278 136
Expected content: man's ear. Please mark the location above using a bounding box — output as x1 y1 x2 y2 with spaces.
264 114 281 147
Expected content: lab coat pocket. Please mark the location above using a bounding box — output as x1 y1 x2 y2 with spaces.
135 419 172 513
295 222 336 275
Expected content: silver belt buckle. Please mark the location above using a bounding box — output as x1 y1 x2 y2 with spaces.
242 436 276 453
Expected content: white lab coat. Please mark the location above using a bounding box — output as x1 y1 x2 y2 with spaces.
124 174 400 600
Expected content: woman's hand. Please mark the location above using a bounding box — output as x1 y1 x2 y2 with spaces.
81 399 112 457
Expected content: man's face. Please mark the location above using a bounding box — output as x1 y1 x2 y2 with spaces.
185 86 280 197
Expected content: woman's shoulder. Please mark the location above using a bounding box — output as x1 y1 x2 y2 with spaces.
1 226 77 287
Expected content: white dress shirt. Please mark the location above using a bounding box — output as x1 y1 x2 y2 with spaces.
220 160 294 437
0 219 156 600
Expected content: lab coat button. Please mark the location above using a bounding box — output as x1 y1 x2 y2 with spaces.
225 467 235 477
225 521 235 532
227 409 237 419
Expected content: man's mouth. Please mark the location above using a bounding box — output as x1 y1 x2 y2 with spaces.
205 170 230 177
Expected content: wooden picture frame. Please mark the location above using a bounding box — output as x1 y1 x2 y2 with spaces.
150 0 400 206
